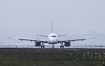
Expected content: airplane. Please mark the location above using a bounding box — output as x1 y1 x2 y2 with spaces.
18 20 95 48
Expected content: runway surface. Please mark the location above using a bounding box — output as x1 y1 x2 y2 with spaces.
0 44 105 49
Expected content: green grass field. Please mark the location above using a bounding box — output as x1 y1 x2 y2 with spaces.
0 48 105 66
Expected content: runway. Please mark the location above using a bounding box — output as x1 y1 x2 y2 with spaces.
0 44 105 49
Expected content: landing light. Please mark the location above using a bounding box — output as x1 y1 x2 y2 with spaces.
72 45 74 46
1 44 4 45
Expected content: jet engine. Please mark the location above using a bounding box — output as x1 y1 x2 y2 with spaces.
64 41 71 47
35 41 41 46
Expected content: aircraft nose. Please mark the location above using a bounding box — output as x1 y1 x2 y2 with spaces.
50 38 58 43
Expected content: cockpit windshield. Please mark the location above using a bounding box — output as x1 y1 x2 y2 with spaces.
51 36 56 37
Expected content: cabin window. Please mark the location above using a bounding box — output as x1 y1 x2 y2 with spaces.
51 36 56 37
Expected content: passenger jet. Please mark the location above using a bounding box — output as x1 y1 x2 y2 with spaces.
18 20 95 48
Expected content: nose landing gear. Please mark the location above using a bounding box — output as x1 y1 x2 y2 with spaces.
52 44 54 48
60 42 64 48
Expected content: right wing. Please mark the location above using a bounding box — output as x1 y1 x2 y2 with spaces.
19 38 37 42
18 38 47 43
10 37 47 43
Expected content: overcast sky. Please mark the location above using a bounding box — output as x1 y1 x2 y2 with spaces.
0 0 105 45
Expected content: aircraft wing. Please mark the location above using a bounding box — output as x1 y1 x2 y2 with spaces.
58 37 95 43
9 37 47 43
19 38 47 42
17 38 47 43
19 38 37 42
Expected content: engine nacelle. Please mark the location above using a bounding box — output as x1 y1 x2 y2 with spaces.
64 41 71 47
35 41 41 46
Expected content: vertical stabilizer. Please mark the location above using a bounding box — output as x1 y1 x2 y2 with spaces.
51 19 53 33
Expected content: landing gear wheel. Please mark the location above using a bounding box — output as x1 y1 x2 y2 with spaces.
41 42 45 48
60 46 64 48
41 45 45 48
52 44 54 48
52 46 54 48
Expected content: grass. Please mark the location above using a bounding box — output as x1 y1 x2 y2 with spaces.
0 48 104 66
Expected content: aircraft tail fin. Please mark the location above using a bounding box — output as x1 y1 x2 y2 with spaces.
51 19 53 33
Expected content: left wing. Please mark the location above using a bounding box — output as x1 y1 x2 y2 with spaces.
58 37 95 43
69 37 95 42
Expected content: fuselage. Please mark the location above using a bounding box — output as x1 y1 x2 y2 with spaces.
48 33 58 44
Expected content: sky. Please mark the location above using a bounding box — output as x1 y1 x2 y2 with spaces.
0 0 105 45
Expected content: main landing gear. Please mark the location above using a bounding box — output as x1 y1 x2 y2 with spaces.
41 45 45 48
41 42 45 48
60 46 64 48
60 42 64 48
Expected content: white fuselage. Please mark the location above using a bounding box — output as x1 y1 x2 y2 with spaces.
48 33 58 44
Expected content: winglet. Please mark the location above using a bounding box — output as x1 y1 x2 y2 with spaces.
51 19 53 33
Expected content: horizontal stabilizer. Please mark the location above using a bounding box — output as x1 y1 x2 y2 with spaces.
58 35 67 37
36 35 48 37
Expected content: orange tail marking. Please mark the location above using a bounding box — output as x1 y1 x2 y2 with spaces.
51 19 53 33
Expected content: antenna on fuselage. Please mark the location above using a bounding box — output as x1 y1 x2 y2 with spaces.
51 19 53 33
